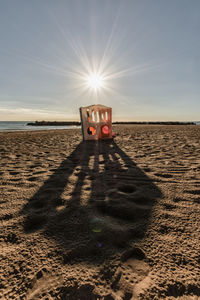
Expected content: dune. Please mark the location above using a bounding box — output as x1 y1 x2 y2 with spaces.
0 125 199 299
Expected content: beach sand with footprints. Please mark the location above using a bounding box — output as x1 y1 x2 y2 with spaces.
0 125 199 299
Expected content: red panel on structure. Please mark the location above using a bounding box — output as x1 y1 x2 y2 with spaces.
101 125 109 135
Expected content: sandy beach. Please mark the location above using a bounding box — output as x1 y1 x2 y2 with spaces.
0 125 199 300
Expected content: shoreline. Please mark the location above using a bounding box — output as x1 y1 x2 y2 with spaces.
27 120 197 126
0 123 198 133
0 126 81 133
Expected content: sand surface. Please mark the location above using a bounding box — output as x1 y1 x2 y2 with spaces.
0 125 199 300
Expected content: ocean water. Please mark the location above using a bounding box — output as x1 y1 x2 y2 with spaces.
0 121 199 132
0 121 81 132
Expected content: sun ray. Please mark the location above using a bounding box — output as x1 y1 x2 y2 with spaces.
0 2 166 111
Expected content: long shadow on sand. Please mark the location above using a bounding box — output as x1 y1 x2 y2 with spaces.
22 140 162 264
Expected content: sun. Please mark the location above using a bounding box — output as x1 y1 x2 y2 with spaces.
86 73 105 91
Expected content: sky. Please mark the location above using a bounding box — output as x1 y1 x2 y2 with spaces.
0 0 199 121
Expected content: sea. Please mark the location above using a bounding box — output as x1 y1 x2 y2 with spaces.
0 121 199 132
0 121 81 132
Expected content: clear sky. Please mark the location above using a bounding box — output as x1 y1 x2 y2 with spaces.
0 0 199 121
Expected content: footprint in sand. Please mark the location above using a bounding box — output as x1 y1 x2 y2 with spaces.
111 247 151 298
23 213 47 233
154 173 173 179
9 171 20 175
185 189 200 196
27 176 40 182
98 184 153 222
5 232 19 244
117 184 137 194
163 202 176 210
0 213 13 221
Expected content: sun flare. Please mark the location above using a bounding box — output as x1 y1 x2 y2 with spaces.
86 73 105 91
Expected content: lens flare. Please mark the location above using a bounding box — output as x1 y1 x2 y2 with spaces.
91 217 103 233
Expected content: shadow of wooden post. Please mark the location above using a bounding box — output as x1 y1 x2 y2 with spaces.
21 140 162 263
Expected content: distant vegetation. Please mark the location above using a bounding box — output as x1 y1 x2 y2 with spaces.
27 121 196 126
112 121 196 125
27 121 81 126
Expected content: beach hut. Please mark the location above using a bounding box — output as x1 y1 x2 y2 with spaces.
79 104 112 140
